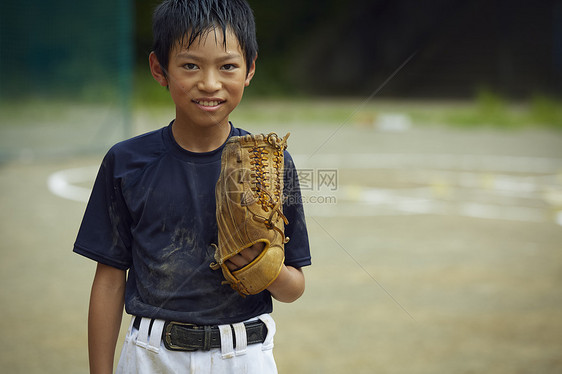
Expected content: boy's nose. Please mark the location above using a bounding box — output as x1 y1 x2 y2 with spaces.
198 71 221 92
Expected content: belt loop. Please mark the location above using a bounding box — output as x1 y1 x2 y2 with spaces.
218 324 235 359
232 322 248 356
258 314 276 350
147 319 165 353
135 317 151 349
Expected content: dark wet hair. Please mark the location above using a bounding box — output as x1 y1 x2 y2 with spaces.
152 0 258 75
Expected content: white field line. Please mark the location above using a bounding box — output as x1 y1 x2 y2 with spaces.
47 153 562 225
47 165 98 203
304 186 549 223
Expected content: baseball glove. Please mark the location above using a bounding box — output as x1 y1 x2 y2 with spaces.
211 132 290 296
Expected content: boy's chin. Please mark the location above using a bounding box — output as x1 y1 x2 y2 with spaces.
176 115 231 131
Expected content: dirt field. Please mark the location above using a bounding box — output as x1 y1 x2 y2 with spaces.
1 107 561 373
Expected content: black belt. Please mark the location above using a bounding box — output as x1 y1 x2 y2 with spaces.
133 316 267 351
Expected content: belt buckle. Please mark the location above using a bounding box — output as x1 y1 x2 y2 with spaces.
163 321 199 351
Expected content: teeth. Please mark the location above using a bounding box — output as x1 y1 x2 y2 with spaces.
199 100 220 107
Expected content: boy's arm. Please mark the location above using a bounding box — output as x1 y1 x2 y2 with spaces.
267 265 305 303
88 262 126 374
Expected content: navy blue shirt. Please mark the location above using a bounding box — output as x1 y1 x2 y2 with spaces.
74 122 311 325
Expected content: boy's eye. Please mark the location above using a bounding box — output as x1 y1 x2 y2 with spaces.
221 64 237 71
184 63 198 70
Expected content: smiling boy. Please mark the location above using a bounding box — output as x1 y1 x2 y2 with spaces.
74 1 311 373
151 27 251 152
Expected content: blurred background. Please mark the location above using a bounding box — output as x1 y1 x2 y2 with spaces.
1 0 561 160
1 0 561 373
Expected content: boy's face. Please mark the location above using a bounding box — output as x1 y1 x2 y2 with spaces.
153 27 255 131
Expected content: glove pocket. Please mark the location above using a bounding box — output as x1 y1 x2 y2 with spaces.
232 241 285 295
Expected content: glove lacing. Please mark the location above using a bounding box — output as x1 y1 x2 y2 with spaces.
249 133 290 243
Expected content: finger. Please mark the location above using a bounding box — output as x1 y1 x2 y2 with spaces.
226 254 247 270
225 260 238 271
242 242 264 261
226 243 266 271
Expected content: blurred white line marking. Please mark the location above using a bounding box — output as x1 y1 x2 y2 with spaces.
47 152 561 226
47 166 98 203
305 186 549 223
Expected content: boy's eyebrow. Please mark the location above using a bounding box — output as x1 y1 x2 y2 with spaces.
175 51 243 62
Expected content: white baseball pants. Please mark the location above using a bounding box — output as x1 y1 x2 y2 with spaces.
116 314 278 374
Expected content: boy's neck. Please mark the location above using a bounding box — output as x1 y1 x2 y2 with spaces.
171 117 231 153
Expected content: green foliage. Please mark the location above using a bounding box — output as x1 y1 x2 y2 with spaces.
431 89 562 129
443 89 512 128
475 89 510 126
133 68 172 107
529 94 562 127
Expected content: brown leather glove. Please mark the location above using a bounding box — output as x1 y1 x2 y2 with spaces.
211 133 290 296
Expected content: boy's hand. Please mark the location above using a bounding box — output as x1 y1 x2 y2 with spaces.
225 242 265 271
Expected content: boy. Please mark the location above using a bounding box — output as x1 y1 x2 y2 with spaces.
73 0 311 373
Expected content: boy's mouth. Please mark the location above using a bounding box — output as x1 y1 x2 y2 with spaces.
193 99 225 107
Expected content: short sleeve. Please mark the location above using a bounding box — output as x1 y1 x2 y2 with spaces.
282 151 312 268
73 151 133 270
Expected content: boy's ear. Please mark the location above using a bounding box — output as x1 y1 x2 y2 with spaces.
149 52 168 87
244 56 257 87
